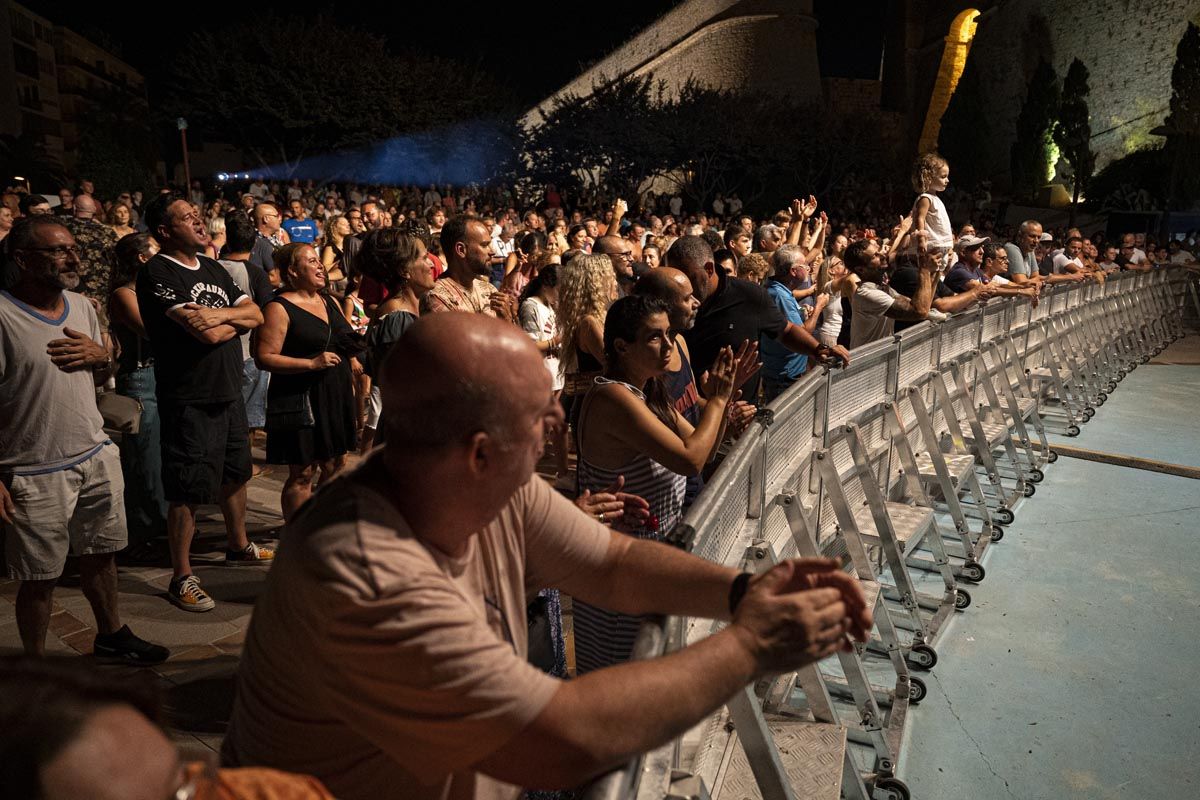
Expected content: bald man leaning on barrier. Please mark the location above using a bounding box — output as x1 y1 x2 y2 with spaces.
222 311 872 800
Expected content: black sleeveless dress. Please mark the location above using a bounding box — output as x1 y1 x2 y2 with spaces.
265 295 357 465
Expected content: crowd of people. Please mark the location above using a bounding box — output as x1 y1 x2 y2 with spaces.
1 155 1197 799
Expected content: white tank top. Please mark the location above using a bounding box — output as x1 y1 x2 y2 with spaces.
919 193 955 252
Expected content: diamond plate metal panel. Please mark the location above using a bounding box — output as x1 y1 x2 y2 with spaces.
714 720 847 800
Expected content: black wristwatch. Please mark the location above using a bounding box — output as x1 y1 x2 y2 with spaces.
728 572 753 615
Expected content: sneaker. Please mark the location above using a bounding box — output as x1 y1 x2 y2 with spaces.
225 542 275 566
169 575 216 612
93 625 171 665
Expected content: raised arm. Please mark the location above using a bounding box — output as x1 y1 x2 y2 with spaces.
601 347 736 476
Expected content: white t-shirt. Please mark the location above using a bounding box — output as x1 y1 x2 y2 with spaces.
519 296 563 391
248 181 269 199
0 290 108 473
1051 253 1084 274
1170 250 1195 264
818 281 843 344
491 237 515 262
850 281 898 348
990 274 1012 286
1127 248 1148 265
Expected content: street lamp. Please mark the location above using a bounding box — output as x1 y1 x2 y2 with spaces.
177 117 191 192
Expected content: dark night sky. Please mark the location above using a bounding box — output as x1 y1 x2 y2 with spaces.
22 0 884 106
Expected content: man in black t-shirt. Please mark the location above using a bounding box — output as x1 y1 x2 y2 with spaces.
667 236 850 400
888 253 992 332
137 195 273 614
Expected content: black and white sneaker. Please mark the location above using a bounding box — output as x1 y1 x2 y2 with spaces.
92 625 170 665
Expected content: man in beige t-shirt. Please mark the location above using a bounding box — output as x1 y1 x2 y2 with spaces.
422 216 518 322
224 313 872 799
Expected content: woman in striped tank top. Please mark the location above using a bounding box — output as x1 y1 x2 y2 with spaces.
572 295 737 674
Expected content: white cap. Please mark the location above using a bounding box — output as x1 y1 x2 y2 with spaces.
1039 232 1054 242
956 235 989 251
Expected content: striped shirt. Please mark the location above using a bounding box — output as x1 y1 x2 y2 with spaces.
572 380 686 674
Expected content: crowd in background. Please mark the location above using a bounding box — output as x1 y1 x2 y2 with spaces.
1 159 1197 799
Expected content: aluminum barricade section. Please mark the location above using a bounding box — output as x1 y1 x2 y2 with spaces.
585 268 1189 800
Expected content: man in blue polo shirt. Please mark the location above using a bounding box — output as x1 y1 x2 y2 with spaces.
761 245 828 403
282 199 319 245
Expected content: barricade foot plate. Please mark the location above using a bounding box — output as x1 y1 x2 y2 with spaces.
852 502 934 557
961 420 1010 448
914 452 976 487
713 718 847 800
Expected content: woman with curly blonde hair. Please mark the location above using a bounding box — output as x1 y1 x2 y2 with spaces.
557 253 618 469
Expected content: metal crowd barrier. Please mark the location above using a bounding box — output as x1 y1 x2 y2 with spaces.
579 267 1191 800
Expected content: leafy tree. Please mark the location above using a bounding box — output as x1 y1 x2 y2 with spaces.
937 52 989 191
1010 59 1060 201
1163 22 1200 209
164 16 516 178
1052 58 1094 225
75 89 158 199
520 74 672 204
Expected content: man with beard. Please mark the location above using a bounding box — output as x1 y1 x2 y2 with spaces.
0 217 168 662
137 195 273 614
422 216 517 322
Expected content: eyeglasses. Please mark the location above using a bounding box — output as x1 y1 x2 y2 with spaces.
20 245 80 259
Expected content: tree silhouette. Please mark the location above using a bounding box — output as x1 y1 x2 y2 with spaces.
1052 58 1094 225
1010 59 1060 201
1163 22 1200 209
938 52 989 191
164 16 516 177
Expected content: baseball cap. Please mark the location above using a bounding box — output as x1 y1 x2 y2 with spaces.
1039 232 1054 242
956 235 989 251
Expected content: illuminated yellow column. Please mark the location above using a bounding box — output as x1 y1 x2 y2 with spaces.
918 9 981 154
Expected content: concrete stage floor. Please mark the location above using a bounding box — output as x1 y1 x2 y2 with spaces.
899 344 1200 799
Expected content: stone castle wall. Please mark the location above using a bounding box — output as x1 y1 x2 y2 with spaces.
523 0 821 125
955 0 1200 179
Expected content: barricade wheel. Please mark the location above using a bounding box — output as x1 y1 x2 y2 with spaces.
961 561 986 583
1028 468 1045 483
1106 381 1118 393
954 589 972 610
1117 370 1127 379
988 524 1004 542
875 776 911 800
1096 393 1107 405
1047 450 1059 463
908 676 927 704
1067 425 1081 437
996 508 1016 525
1023 482 1036 497
908 643 937 670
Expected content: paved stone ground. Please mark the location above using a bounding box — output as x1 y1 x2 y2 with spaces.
0 443 575 759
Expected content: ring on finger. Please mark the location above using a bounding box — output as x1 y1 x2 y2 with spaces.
597 511 606 524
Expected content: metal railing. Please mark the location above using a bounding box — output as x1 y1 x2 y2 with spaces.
579 266 1193 800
